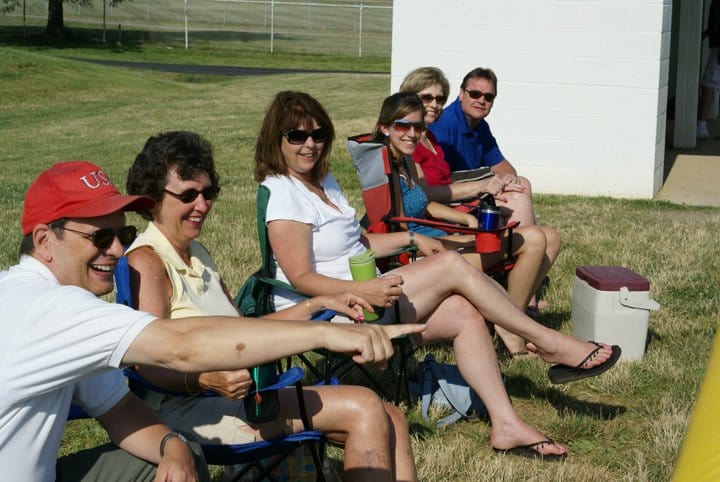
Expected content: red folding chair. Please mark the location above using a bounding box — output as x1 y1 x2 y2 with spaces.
347 134 518 284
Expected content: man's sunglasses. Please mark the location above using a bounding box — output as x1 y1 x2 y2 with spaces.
463 89 496 102
391 119 426 133
282 128 330 145
59 225 138 250
419 93 447 105
164 186 221 204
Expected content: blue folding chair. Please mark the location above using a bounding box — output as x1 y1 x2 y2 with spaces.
67 368 326 482
113 255 328 482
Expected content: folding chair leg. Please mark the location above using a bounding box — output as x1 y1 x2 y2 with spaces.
394 341 409 405
295 382 326 482
306 440 326 482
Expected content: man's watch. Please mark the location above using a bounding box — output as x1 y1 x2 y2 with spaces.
159 431 189 457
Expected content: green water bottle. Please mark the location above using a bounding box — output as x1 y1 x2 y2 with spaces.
243 363 280 423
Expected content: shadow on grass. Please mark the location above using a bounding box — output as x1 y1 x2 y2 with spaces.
505 374 626 420
0 24 296 50
534 310 568 331
0 24 142 50
408 422 435 441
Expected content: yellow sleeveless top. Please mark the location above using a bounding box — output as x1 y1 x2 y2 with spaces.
126 222 238 319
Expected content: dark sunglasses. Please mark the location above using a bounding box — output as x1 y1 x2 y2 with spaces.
419 93 447 105
163 186 221 204
282 128 330 145
391 119 426 133
59 225 138 250
463 89 496 102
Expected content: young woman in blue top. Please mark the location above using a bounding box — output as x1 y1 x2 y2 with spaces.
371 92 558 357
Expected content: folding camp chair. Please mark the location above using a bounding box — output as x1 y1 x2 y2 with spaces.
235 185 414 405
113 256 327 482
346 134 519 285
67 367 326 482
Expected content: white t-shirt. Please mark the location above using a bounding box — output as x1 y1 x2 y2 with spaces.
262 174 367 311
0 255 156 481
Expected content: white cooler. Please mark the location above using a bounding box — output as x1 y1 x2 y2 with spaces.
572 266 660 362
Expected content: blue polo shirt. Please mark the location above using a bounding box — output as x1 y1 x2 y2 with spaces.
428 98 505 171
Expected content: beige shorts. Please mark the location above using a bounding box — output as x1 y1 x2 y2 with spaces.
156 395 257 445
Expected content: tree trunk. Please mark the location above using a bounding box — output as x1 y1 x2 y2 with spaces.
46 0 65 39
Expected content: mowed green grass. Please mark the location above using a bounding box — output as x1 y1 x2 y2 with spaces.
1 47 719 481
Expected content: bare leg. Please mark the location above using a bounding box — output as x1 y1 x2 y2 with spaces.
440 225 561 354
392 251 613 369
527 225 562 312
496 176 535 226
411 294 566 455
699 84 716 122
252 386 417 482
454 226 547 354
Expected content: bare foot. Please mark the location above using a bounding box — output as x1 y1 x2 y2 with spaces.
526 338 614 369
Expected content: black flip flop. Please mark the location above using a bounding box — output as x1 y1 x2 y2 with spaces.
493 439 567 461
548 342 622 385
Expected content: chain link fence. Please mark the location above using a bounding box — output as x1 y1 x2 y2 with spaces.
3 0 392 57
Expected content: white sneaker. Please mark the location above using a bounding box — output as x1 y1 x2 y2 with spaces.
697 124 711 139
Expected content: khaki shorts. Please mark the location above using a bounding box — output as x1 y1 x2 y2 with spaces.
156 395 257 445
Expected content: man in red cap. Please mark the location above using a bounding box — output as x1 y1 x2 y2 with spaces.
0 161 424 481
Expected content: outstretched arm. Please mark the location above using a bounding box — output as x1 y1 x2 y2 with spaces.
122 313 426 372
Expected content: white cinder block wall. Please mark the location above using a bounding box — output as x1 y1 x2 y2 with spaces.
391 0 672 198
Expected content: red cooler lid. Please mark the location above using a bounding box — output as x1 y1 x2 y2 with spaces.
576 266 650 291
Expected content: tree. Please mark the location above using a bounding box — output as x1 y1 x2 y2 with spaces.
1 0 121 40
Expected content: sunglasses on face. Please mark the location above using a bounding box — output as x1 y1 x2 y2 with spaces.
419 93 447 105
282 127 330 145
391 119 426 134
163 186 221 204
463 89 496 102
59 225 138 250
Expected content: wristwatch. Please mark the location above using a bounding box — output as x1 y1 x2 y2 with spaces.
159 431 189 457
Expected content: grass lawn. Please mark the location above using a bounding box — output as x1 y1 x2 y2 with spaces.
1 44 719 481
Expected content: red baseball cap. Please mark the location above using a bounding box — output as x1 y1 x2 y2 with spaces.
21 161 155 235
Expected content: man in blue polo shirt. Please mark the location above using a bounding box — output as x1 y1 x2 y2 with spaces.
429 67 536 228
430 67 560 318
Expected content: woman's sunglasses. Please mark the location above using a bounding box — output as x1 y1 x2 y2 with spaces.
463 89 496 102
164 186 221 204
282 128 330 145
419 93 447 105
59 225 138 250
391 119 426 134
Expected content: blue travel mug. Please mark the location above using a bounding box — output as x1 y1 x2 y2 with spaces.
477 207 500 231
